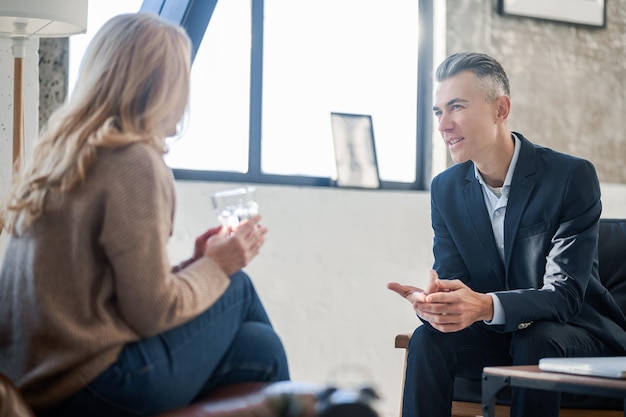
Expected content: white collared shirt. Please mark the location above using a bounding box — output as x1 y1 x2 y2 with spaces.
474 134 521 325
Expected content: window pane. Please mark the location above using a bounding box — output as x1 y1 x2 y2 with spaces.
165 1 251 172
262 0 418 182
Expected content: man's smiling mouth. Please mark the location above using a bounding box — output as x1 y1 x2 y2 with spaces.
448 137 464 146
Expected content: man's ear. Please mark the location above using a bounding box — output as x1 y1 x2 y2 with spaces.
496 95 511 120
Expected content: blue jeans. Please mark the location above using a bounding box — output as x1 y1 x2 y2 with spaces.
41 271 289 417
402 321 614 417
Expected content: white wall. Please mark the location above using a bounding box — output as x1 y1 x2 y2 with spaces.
1 37 626 417
169 182 434 417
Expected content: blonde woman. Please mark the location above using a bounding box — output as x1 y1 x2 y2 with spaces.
0 13 290 417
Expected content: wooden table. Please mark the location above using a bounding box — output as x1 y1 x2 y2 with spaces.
482 365 626 417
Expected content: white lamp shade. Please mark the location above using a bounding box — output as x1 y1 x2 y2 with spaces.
0 0 87 38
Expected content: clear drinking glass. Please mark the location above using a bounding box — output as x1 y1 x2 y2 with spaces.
211 187 259 229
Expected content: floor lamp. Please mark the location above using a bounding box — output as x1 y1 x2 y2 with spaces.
0 0 87 174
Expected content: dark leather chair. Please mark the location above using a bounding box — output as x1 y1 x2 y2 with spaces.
0 379 276 417
395 218 626 417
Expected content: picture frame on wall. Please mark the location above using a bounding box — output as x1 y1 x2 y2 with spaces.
498 0 606 28
330 112 380 189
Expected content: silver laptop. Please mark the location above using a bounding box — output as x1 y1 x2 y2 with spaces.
539 356 626 379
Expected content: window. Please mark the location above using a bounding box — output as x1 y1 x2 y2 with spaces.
260 0 420 184
164 1 251 173
73 0 435 190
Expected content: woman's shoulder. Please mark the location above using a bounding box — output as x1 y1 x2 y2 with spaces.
97 142 168 176
101 141 162 163
89 142 174 199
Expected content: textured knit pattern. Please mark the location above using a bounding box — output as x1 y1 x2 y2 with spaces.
0 143 230 410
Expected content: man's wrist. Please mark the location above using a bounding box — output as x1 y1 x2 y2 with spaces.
484 293 505 325
482 293 494 322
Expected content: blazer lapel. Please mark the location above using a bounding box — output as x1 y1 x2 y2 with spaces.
463 166 506 285
504 134 537 277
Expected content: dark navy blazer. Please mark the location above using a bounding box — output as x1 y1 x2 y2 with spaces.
430 132 626 352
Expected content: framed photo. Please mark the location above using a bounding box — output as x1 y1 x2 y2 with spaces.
498 0 606 28
330 112 380 189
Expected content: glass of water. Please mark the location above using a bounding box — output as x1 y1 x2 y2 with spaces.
211 187 259 229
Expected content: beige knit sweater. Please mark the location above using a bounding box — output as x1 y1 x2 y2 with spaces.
0 143 230 410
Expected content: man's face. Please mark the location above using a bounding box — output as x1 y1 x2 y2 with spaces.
432 70 501 164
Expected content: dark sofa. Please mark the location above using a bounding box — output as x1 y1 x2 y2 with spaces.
395 218 626 416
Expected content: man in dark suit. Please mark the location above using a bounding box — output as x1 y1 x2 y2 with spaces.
388 52 626 417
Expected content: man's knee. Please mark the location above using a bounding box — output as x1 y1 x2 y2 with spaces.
408 325 441 349
407 325 456 368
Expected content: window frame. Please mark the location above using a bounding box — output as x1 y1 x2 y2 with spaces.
141 0 434 190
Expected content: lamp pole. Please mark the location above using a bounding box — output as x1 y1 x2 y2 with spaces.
11 21 27 174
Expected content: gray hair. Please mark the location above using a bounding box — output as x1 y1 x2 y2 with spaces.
435 52 510 101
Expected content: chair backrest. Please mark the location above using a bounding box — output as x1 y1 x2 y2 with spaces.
598 219 626 313
0 373 35 417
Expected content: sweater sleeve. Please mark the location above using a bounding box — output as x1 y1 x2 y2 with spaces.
98 144 229 337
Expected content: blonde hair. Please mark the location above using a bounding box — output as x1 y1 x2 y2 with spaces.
1 13 191 235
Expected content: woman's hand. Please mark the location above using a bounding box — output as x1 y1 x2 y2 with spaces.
204 215 268 275
192 225 223 262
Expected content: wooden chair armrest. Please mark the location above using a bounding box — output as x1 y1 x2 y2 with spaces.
395 333 411 349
